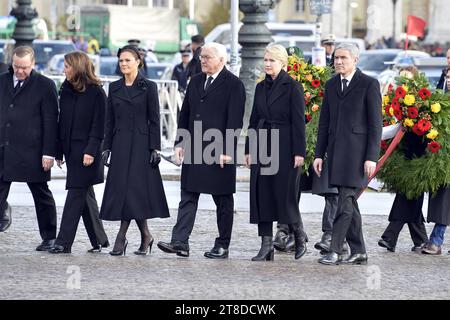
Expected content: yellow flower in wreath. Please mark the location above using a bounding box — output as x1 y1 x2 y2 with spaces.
305 74 313 82
404 94 416 106
431 103 441 113
426 129 439 140
382 96 390 106
404 118 414 127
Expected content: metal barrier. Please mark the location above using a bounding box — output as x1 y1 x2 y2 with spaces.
45 74 182 149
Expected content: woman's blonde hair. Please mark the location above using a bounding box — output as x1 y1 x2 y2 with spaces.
64 51 101 92
265 44 288 69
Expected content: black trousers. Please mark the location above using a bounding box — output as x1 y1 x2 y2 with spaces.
322 194 339 234
171 190 234 249
382 221 428 247
330 187 365 254
56 186 108 248
0 180 56 240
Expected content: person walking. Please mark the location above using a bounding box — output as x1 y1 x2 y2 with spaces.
49 51 109 254
157 42 245 259
314 43 382 265
0 46 58 251
245 44 307 261
100 45 170 256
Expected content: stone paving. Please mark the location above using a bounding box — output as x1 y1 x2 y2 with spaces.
1 205 449 300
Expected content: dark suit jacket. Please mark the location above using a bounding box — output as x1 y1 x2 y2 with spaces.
56 81 106 189
436 68 448 91
186 47 202 79
315 69 382 188
176 67 246 195
0 69 58 182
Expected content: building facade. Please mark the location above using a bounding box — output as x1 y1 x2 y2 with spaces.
273 0 449 44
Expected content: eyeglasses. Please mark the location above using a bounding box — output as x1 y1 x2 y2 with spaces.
199 55 216 61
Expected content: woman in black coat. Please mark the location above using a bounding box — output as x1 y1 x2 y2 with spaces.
49 51 109 253
100 45 170 256
245 44 307 261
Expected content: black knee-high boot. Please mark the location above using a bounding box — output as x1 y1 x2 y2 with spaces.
134 219 154 255
290 223 307 259
251 236 274 261
110 220 130 256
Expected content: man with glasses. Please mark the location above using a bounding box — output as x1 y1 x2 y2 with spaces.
0 46 58 251
158 42 245 259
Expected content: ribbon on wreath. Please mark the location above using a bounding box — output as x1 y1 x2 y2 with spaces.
357 124 405 199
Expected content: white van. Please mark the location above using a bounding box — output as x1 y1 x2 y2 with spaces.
205 22 316 46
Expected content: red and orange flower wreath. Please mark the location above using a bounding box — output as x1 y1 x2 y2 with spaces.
378 71 450 198
286 54 333 170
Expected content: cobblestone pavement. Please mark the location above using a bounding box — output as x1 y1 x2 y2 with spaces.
1 205 449 300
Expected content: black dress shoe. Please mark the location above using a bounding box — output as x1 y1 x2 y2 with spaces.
411 243 426 252
378 239 395 252
204 246 229 259
0 203 12 232
318 251 342 265
87 245 102 253
341 253 368 265
102 241 110 248
48 244 71 254
36 239 56 251
157 241 189 257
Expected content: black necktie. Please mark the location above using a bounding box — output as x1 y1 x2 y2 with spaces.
342 79 348 94
14 80 22 94
204 76 213 91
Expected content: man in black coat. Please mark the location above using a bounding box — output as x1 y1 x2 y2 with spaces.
313 43 382 265
171 50 191 93
0 46 58 251
0 62 8 74
185 34 204 81
436 49 450 92
158 42 246 258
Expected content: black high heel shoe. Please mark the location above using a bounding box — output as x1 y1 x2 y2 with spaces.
134 237 154 255
109 239 128 256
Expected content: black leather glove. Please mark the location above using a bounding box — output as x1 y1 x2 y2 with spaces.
101 150 111 167
149 150 161 168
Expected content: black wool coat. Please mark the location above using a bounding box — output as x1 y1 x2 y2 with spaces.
245 70 306 224
56 81 106 189
99 73 170 221
0 69 58 182
175 67 246 195
315 69 382 189
428 186 450 226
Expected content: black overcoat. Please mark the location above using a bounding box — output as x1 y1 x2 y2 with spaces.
246 70 306 224
315 69 382 189
0 69 58 182
176 67 246 195
428 186 450 226
56 81 106 189
99 73 169 221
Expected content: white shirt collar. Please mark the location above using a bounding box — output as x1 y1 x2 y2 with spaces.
206 67 223 82
340 69 357 84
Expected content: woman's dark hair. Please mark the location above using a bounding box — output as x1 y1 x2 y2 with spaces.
64 51 101 92
117 45 144 69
